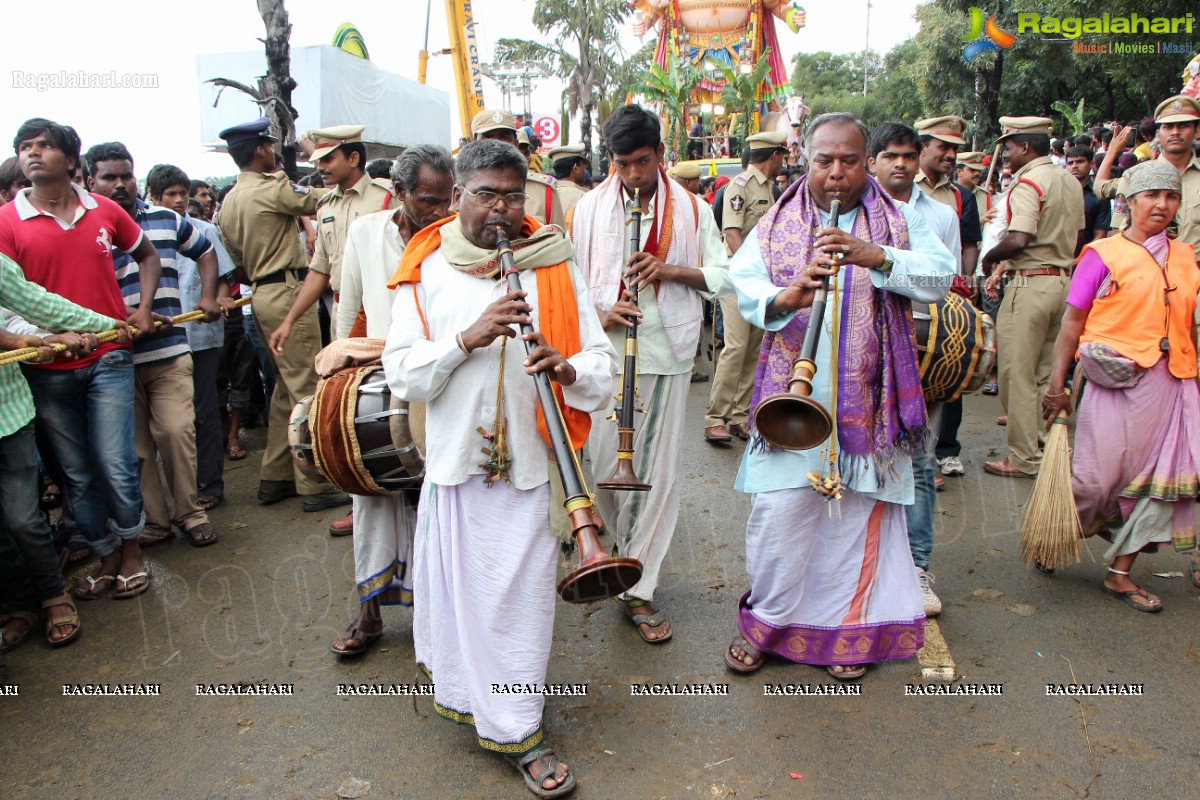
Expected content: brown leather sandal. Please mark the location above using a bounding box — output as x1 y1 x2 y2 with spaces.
42 594 81 647
0 611 39 653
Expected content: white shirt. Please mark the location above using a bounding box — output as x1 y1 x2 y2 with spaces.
610 192 732 374
337 208 406 339
899 185 962 275
383 248 617 490
731 200 956 501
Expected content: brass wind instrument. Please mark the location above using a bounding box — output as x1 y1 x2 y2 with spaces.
494 225 643 603
598 186 651 492
752 197 842 450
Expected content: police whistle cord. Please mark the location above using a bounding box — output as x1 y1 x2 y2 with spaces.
0 296 252 366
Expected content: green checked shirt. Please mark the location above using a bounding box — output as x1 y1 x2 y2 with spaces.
0 253 118 439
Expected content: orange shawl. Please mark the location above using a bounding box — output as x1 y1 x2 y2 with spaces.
386 214 591 451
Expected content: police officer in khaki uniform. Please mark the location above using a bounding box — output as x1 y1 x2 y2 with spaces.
471 109 565 227
704 130 788 443
1095 95 1200 246
549 143 588 216
956 151 993 221
980 116 1085 478
216 118 350 510
669 162 702 195
265 124 392 535
916 115 983 274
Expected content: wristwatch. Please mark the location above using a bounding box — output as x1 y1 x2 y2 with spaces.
876 250 895 274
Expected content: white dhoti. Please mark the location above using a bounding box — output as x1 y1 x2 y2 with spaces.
589 371 690 601
737 487 925 665
414 477 558 753
353 493 416 606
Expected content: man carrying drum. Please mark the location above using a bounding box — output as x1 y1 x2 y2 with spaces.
325 145 455 657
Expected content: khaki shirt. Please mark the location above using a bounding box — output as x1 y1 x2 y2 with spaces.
915 171 959 208
556 179 587 217
1003 156 1085 272
722 165 774 246
1096 157 1200 246
217 170 322 283
524 172 566 227
971 185 991 215
308 173 393 293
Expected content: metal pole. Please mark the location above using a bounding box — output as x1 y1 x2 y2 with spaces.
863 0 872 96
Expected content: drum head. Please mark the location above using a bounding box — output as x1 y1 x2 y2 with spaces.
288 395 324 480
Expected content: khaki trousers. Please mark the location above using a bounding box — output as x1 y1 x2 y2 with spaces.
705 294 764 428
135 354 207 534
997 273 1069 474
252 275 333 495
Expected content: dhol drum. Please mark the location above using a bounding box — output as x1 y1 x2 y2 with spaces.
912 293 996 405
288 365 425 496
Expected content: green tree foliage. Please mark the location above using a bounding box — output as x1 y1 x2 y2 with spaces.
635 50 703 161
493 0 630 156
787 0 1196 148
720 49 776 142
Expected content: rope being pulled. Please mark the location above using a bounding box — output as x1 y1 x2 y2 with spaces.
0 296 252 366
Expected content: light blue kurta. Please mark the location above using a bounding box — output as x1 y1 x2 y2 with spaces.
730 202 955 504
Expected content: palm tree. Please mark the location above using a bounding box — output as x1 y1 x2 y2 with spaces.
493 0 630 158
635 50 703 162
719 49 776 147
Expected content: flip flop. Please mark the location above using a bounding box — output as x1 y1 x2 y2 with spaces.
113 572 150 599
724 633 765 673
73 572 118 601
225 441 247 460
982 383 999 396
503 744 577 799
826 664 868 681
1101 582 1162 613
330 622 383 656
623 601 673 644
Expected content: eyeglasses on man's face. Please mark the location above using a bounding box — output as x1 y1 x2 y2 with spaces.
459 185 527 209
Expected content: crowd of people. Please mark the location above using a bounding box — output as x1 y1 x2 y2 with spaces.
2 89 1199 797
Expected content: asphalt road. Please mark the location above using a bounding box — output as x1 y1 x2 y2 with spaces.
2 363 1198 800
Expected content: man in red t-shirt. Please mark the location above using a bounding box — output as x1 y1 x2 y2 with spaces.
0 118 164 600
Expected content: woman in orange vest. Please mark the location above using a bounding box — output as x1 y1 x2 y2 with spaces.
1043 160 1200 612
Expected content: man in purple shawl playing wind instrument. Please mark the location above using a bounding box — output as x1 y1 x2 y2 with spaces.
721 113 955 681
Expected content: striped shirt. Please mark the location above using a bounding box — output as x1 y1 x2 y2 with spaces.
178 216 235 352
113 200 212 364
0 253 118 438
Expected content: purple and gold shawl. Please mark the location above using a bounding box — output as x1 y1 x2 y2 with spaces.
751 175 928 482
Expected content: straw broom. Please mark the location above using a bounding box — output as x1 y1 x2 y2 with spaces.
0 296 252 367
1019 400 1082 570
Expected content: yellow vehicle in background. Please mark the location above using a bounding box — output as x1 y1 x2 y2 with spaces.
673 157 743 180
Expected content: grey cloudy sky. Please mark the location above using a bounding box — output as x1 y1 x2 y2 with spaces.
1 0 922 181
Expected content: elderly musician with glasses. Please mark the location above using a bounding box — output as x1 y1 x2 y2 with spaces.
382 138 615 798
1042 159 1200 614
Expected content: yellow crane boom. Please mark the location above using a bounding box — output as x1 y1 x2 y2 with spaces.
419 0 487 141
